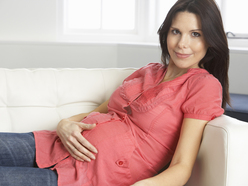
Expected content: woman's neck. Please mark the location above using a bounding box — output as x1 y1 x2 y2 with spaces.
162 63 188 82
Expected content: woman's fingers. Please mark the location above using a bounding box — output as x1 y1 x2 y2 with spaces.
68 132 97 161
77 123 98 154
66 143 85 162
67 140 95 162
57 119 98 162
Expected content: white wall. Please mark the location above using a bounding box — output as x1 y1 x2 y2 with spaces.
117 44 162 68
0 42 118 68
0 0 57 42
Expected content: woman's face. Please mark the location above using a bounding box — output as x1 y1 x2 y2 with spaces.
167 11 208 70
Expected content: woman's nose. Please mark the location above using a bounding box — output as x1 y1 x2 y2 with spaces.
178 35 189 48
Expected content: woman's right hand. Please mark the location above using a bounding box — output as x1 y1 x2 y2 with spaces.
56 118 98 162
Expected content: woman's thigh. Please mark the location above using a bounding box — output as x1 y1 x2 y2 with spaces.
0 166 58 186
0 132 36 167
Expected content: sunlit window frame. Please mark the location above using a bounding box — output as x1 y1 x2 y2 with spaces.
58 0 148 43
216 0 248 51
67 0 138 34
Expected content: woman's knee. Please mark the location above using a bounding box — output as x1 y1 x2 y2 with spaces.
0 132 36 167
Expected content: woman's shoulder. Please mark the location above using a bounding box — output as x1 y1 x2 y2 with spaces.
182 69 224 121
187 68 222 89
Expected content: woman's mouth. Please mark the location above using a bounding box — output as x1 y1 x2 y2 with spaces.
175 52 191 59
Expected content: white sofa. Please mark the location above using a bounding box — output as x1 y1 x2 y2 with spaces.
0 68 247 186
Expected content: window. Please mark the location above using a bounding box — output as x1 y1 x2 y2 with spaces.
217 0 248 39
58 0 140 42
58 0 248 44
66 0 136 31
224 0 248 35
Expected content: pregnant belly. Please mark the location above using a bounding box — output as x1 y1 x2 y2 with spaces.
81 112 137 185
81 112 133 147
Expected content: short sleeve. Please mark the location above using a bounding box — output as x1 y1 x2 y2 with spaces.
181 74 224 121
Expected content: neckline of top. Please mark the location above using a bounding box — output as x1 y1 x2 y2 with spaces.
158 67 208 85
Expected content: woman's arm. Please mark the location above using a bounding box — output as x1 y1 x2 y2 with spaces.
132 118 208 186
56 99 109 162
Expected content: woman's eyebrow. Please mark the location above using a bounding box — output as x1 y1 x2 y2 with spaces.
190 29 202 32
170 26 202 32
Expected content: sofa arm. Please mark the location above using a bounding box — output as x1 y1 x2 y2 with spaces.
185 115 248 186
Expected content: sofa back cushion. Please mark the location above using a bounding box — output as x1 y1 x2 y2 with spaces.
0 68 136 132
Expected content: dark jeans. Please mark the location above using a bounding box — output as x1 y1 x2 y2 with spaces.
0 132 58 186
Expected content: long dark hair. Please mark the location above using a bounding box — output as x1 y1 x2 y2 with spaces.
158 0 230 109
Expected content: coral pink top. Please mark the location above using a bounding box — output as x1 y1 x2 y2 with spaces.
33 63 224 186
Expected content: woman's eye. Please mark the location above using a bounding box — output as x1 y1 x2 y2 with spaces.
172 29 180 35
192 32 201 37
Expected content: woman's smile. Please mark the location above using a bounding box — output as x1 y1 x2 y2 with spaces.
175 52 191 59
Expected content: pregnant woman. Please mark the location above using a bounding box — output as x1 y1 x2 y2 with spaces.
0 0 229 185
